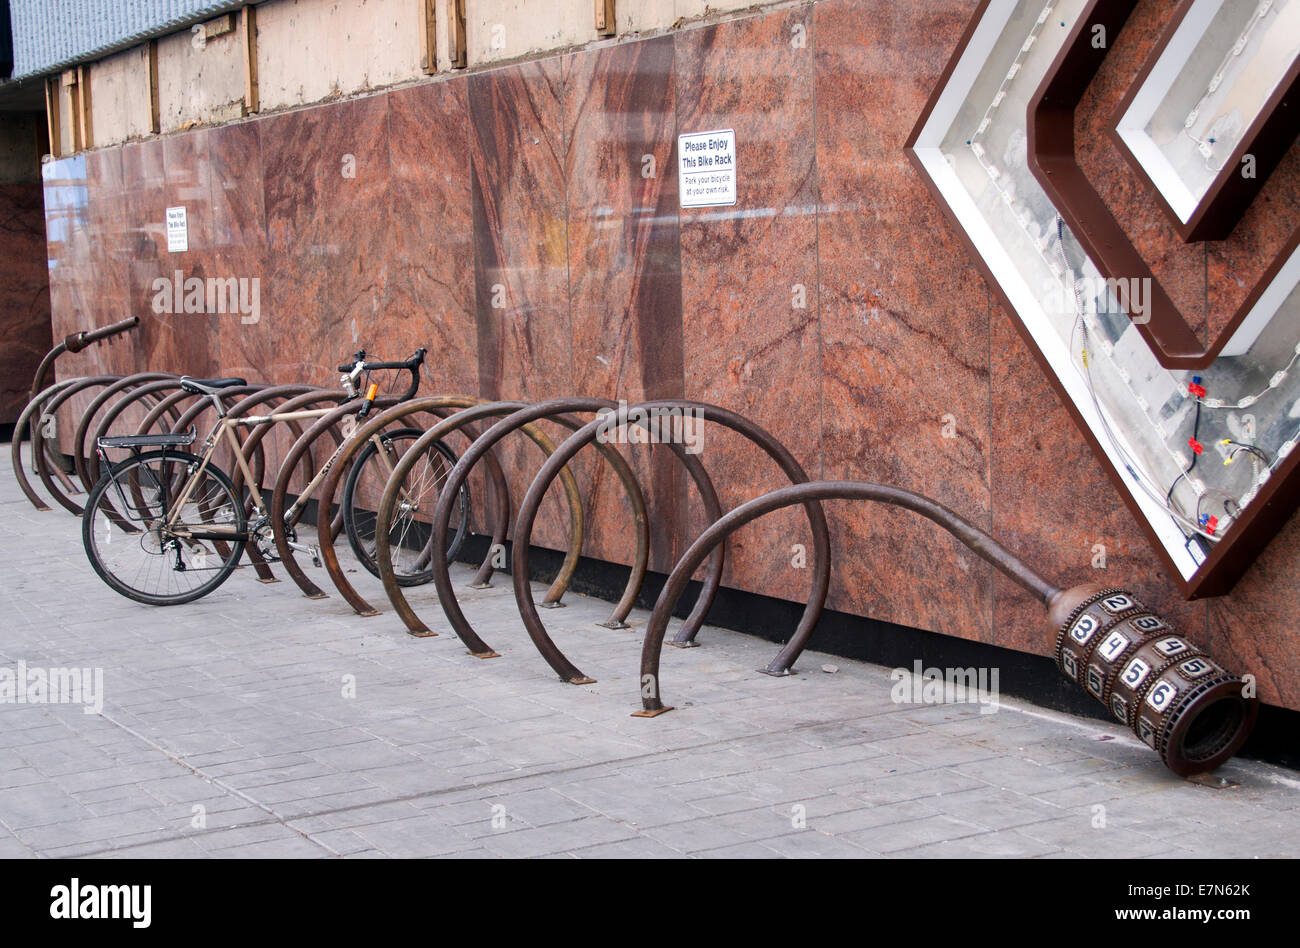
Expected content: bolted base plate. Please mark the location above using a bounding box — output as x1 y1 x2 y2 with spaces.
667 639 700 649
597 620 630 630
539 600 566 609
470 650 500 659
757 666 795 678
405 628 437 638
468 582 493 589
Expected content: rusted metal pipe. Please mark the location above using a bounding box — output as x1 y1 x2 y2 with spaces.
27 374 121 514
71 373 179 489
630 479 1260 776
29 315 138 403
398 399 653 671
11 378 83 510
518 400 830 677
501 399 729 683
335 399 592 626
634 480 1060 716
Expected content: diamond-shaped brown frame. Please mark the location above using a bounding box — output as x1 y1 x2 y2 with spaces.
906 0 1300 599
1107 0 1300 244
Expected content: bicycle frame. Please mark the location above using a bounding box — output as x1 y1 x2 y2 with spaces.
161 406 401 544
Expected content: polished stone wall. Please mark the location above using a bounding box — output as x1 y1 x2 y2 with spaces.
44 0 1300 710
0 181 51 425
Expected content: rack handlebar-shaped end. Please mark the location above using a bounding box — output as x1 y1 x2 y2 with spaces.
65 316 139 354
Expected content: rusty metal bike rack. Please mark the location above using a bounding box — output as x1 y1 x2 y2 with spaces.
11 378 89 510
12 316 140 510
71 372 180 491
284 396 518 607
634 480 1055 715
509 400 830 681
374 399 650 658
319 398 597 625
408 398 723 681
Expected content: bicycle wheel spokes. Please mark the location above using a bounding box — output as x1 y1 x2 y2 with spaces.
83 451 247 606
343 429 469 585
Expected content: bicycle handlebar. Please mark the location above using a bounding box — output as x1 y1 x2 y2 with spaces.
337 348 426 402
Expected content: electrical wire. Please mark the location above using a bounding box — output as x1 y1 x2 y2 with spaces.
1056 217 1223 543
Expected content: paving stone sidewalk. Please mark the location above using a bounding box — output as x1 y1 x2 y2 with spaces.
2 448 1298 858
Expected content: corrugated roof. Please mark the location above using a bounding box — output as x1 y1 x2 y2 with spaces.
8 0 248 81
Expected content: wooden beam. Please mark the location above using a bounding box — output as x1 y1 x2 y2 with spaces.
147 41 161 133
446 0 466 68
62 71 82 152
203 13 237 40
44 77 61 157
76 65 93 150
419 0 437 73
595 0 615 36
240 5 259 114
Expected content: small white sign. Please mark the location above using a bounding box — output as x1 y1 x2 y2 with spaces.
678 129 737 208
165 206 188 253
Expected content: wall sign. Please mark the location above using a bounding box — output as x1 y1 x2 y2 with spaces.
678 129 737 208
165 206 188 253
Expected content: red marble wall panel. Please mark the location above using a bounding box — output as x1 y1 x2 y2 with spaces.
386 81 477 397
469 61 574 552
564 35 686 571
386 81 486 532
44 154 112 452
0 182 51 424
81 148 135 375
1207 511 1300 709
208 120 269 382
247 104 331 384
321 96 393 363
815 0 995 642
677 6 823 603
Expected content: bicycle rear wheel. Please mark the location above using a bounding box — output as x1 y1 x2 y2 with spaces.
82 450 247 605
343 427 470 586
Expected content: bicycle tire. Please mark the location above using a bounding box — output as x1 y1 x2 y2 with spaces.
82 450 247 606
342 427 470 586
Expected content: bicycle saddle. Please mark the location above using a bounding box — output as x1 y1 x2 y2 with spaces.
180 376 248 395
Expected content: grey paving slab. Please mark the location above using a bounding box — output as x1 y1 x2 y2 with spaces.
1 447 1298 858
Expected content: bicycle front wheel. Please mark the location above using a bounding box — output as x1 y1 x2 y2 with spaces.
82 450 247 605
343 427 470 586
